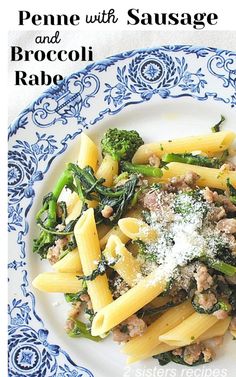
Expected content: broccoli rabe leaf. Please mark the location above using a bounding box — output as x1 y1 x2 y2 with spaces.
121 161 163 177
211 115 225 133
162 152 226 168
227 178 236 205
67 319 102 342
77 255 119 282
153 351 210 366
101 128 144 161
229 286 236 316
192 293 228 314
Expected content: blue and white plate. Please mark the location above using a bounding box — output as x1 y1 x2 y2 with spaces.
8 45 236 377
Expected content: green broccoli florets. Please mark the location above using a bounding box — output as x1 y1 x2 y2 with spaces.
101 128 144 161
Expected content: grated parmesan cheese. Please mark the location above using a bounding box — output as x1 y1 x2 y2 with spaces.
142 189 231 283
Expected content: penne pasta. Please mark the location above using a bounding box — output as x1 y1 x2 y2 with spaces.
231 330 236 338
146 162 236 190
96 154 119 187
118 217 157 242
77 132 99 171
159 312 219 347
158 162 236 190
99 225 130 250
103 235 141 287
74 208 113 312
127 317 231 364
65 200 83 224
66 191 80 216
32 272 83 293
122 301 194 357
132 130 235 164
53 248 82 273
91 270 166 336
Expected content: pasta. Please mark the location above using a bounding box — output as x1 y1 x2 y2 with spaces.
74 208 113 312
53 248 82 273
99 225 129 249
103 235 141 287
128 317 231 363
159 312 219 347
32 272 83 293
159 162 236 190
132 130 235 164
91 270 166 336
77 132 99 171
33 125 236 366
118 217 157 242
96 154 119 187
122 301 194 357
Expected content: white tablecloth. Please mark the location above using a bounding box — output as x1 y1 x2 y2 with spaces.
8 30 236 123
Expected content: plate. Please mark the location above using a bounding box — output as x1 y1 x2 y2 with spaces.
8 45 236 377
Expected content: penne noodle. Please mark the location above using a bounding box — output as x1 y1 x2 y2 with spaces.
32 272 83 293
123 301 194 357
53 248 82 273
127 316 231 363
118 217 157 242
103 235 142 287
231 330 236 338
99 225 130 250
74 208 113 312
77 132 99 171
158 162 236 190
96 154 119 187
132 131 235 164
91 270 167 336
65 200 83 224
159 312 219 347
66 192 80 215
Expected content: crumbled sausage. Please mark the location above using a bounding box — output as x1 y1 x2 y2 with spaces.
183 171 200 186
203 187 236 213
202 346 215 363
101 205 113 218
47 237 68 264
112 314 147 343
216 218 236 234
197 292 217 310
220 162 236 172
143 190 159 211
148 154 160 167
203 187 215 203
166 171 200 193
68 301 81 320
80 293 93 310
183 344 202 365
208 206 226 222
65 319 75 333
195 265 213 293
172 348 183 356
213 309 228 320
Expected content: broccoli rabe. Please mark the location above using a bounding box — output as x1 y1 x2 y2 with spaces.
211 115 225 133
162 152 227 168
227 178 236 205
33 169 74 258
68 163 139 224
153 351 210 366
121 161 163 177
191 292 229 314
101 128 144 161
67 319 102 342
